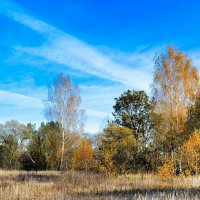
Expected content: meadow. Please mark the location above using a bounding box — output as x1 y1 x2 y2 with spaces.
0 170 200 200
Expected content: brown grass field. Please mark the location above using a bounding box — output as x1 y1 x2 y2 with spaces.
0 170 200 199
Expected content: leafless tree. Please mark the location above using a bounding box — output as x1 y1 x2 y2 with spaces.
45 73 85 170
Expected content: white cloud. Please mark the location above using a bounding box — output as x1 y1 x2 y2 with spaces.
0 0 155 91
0 89 112 133
0 90 44 126
14 42 152 90
85 109 111 119
0 0 161 133
0 90 43 109
80 84 127 111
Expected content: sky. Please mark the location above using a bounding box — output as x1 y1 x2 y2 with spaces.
1 0 200 134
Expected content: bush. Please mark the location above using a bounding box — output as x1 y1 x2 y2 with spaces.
158 158 175 179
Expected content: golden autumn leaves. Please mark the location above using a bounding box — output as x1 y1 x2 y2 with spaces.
152 46 200 176
2 46 200 176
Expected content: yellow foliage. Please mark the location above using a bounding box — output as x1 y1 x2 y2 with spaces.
158 158 175 179
181 130 200 174
152 46 199 157
72 139 95 171
97 124 137 174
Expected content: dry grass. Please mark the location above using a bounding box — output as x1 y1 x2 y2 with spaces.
0 170 200 199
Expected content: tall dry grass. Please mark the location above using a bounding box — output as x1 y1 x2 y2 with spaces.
0 170 200 199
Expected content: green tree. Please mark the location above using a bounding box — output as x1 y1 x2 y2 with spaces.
24 123 49 171
112 90 155 172
0 120 28 169
113 90 152 141
97 123 137 174
21 122 63 171
185 94 200 136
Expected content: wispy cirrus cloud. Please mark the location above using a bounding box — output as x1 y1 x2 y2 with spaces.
0 0 156 91
0 89 111 133
0 0 162 133
0 90 44 125
0 90 43 109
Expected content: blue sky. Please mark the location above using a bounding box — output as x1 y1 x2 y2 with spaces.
1 0 200 133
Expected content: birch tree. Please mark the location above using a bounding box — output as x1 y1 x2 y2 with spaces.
45 74 85 170
151 46 199 155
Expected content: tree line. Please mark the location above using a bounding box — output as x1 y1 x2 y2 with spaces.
1 46 200 176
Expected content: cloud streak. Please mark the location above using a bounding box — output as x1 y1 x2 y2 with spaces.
0 90 43 109
0 89 110 118
0 0 154 91
0 89 110 133
0 0 161 133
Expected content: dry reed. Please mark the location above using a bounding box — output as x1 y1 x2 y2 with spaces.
0 170 200 199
